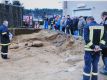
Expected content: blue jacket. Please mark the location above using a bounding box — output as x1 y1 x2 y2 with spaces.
0 25 10 45
84 21 106 51
56 18 61 28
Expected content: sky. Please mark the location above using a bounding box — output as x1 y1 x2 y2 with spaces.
19 0 63 9
0 0 107 9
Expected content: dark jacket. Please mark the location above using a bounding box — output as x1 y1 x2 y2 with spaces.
73 18 79 31
104 18 107 46
100 18 107 47
0 25 10 45
66 18 73 28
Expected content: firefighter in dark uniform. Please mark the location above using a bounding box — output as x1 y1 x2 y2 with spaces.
83 17 105 80
0 20 10 59
100 12 107 75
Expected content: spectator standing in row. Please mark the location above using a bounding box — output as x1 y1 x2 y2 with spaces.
55 15 61 30
100 11 107 75
60 16 66 32
78 16 86 36
65 15 73 35
49 16 55 30
73 17 79 36
44 15 49 29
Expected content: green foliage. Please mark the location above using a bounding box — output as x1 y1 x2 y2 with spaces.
24 8 62 17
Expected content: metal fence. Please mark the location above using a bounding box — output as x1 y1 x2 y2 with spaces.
0 3 23 27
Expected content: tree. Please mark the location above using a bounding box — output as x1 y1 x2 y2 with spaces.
13 0 21 6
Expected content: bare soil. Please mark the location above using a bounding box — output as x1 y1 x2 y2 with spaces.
0 30 106 80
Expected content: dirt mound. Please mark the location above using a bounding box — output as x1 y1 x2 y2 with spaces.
11 30 83 53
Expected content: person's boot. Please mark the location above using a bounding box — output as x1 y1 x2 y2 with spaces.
83 74 90 80
91 74 98 80
1 53 9 59
100 57 107 75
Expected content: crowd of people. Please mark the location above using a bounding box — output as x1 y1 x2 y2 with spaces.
43 15 86 37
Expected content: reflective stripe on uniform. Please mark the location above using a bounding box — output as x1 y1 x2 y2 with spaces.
1 53 8 55
89 26 104 40
89 26 93 44
0 43 11 46
85 42 93 48
83 72 91 76
100 27 104 40
2 32 7 35
92 72 98 76
100 40 106 45
86 26 105 50
84 48 94 51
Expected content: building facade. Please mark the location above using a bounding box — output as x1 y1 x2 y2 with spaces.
63 1 107 23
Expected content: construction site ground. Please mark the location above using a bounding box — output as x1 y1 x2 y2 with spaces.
0 29 107 80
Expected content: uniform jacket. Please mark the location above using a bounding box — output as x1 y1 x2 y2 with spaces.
0 25 10 45
84 21 106 51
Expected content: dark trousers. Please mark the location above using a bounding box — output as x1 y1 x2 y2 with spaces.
79 29 83 36
102 48 107 57
1 46 8 53
66 27 74 35
102 48 107 65
83 51 100 80
44 21 48 29
62 27 65 32
70 28 74 35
